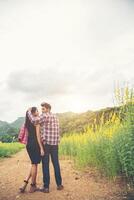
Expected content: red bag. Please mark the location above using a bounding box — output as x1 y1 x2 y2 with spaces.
18 124 28 145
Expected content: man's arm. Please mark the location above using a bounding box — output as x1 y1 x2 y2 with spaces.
27 110 40 124
27 110 48 125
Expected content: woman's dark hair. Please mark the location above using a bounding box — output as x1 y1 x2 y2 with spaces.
31 107 38 114
25 107 37 131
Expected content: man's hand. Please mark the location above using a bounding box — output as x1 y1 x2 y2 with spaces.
40 148 45 157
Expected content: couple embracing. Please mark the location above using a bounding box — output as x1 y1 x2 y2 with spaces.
19 102 63 193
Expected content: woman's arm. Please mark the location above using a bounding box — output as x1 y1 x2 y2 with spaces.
36 124 45 156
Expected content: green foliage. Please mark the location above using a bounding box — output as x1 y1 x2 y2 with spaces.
59 86 134 184
0 118 24 142
0 142 24 157
115 122 134 182
59 120 121 177
0 134 13 143
114 85 134 183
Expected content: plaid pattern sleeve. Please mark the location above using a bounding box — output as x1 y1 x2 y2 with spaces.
41 113 60 145
27 111 40 124
28 111 60 145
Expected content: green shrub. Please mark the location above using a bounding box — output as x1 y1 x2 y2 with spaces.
0 142 24 157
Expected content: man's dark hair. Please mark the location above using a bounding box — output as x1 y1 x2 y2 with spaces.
41 102 51 110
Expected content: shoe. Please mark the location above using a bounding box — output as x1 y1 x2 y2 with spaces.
29 183 38 193
19 180 29 193
40 187 49 193
57 185 64 190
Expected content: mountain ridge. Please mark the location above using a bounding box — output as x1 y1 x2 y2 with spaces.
0 106 119 138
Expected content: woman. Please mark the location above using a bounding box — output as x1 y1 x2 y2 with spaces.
19 107 44 193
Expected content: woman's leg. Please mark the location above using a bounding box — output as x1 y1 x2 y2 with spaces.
25 165 32 182
29 164 38 193
31 164 38 184
19 165 32 192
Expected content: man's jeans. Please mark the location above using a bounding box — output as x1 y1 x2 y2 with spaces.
42 143 62 188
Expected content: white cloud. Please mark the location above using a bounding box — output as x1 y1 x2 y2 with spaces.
0 0 134 121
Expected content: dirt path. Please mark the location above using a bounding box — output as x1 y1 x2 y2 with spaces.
0 149 125 200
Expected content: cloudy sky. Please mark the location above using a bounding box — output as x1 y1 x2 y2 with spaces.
0 0 134 122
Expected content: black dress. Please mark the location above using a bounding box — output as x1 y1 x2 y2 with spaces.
26 122 41 164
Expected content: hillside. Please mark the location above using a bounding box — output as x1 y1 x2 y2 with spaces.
0 106 120 141
11 117 25 129
0 121 13 136
0 120 9 127
57 107 119 135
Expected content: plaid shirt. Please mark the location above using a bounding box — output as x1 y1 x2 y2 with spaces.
28 111 60 145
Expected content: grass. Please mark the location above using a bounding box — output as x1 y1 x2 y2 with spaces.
59 117 121 176
0 142 24 158
59 86 134 184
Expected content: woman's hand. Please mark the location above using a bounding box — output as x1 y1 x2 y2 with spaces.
40 148 45 157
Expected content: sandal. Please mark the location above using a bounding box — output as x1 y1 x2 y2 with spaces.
19 180 29 193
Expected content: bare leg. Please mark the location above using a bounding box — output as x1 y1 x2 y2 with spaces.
25 165 32 182
19 165 32 193
29 164 38 193
31 164 38 184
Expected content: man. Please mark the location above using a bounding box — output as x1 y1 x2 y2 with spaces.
28 102 63 193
